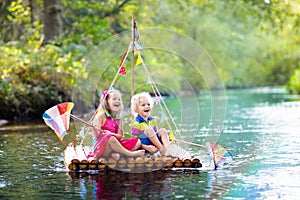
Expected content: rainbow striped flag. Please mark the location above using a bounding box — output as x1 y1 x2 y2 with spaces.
43 102 74 141
206 142 233 169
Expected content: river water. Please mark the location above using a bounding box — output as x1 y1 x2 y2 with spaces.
0 88 299 199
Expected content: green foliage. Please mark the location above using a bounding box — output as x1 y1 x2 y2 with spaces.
0 42 86 120
287 69 300 94
1 0 300 120
7 0 31 24
0 1 87 120
60 0 129 46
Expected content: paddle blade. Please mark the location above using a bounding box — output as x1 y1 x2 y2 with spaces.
206 142 233 169
43 102 74 141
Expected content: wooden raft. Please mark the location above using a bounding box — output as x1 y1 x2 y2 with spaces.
64 146 202 172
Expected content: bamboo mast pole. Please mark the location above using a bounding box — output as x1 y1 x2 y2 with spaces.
131 15 135 96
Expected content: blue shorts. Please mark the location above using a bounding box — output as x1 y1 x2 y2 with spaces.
140 133 162 145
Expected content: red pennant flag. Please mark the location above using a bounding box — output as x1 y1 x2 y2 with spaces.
119 65 127 75
155 96 160 104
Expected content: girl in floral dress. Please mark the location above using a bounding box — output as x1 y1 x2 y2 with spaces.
92 89 144 159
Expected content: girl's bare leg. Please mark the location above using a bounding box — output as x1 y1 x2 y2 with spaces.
103 137 145 157
102 144 113 157
101 148 120 160
132 139 142 150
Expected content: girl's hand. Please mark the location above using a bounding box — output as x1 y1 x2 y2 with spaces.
93 127 101 138
103 130 118 137
103 130 111 135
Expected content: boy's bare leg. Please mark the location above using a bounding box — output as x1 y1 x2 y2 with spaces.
144 126 166 154
158 128 170 149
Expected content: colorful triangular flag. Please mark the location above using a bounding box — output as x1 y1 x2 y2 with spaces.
155 96 160 104
206 142 233 169
134 20 140 42
119 65 127 75
136 55 142 66
133 20 143 50
169 131 175 143
42 102 74 141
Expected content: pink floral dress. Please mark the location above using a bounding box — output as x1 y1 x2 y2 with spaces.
93 110 138 157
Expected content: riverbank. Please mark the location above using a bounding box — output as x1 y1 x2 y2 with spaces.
0 119 8 126
0 119 47 131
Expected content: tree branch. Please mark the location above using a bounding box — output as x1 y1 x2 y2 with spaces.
100 0 131 18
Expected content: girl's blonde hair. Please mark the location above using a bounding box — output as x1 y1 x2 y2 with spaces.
130 92 154 115
99 89 123 114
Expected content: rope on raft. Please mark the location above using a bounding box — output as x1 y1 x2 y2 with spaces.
135 48 186 144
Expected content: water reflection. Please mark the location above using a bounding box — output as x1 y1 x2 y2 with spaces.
67 170 224 199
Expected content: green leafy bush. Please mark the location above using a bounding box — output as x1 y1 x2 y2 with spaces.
0 42 86 120
287 69 300 94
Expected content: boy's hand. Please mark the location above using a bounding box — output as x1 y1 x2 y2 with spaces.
143 144 158 153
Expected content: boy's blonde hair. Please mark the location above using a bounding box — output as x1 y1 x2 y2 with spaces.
130 92 154 115
99 89 123 114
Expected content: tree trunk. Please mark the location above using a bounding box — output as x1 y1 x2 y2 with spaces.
43 0 63 45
